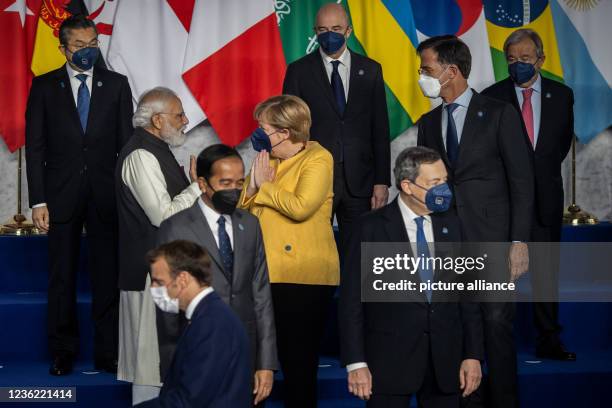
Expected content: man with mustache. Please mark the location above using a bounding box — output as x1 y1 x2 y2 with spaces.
115 87 201 405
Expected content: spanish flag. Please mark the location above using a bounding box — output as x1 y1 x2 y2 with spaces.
30 0 89 76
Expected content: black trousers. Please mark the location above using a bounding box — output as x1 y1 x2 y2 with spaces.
368 346 460 408
47 180 119 360
333 162 372 258
470 302 518 408
530 219 562 348
271 283 336 408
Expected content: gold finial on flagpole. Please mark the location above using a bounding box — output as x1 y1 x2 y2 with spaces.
1 148 42 235
563 134 598 226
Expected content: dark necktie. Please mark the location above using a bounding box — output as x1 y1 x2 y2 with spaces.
76 73 90 132
330 60 346 116
415 216 433 303
445 103 459 166
217 216 233 279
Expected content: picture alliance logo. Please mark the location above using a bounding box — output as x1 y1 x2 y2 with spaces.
371 254 488 275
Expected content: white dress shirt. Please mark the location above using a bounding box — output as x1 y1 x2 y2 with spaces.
121 149 201 227
441 87 474 149
346 197 435 373
514 74 542 148
32 64 95 209
66 63 94 106
185 287 215 320
320 47 351 101
197 198 233 249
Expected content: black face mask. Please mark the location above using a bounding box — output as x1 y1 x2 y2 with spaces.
209 187 241 215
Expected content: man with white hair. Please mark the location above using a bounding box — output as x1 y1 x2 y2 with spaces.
115 87 201 405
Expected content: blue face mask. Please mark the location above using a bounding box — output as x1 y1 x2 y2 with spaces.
71 47 100 71
412 182 453 213
508 61 536 85
317 31 346 55
249 128 286 152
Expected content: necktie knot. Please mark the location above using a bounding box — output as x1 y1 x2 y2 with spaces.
331 60 341 72
414 216 425 229
76 73 88 83
445 103 459 115
217 216 226 227
522 88 534 100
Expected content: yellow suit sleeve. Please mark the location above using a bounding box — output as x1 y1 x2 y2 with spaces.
253 152 333 222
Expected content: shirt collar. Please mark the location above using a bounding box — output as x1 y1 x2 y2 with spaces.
397 195 431 225
198 197 231 226
443 87 473 110
65 62 94 79
185 287 214 320
514 73 542 94
320 46 350 67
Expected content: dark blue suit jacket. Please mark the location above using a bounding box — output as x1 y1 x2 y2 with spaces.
136 291 251 408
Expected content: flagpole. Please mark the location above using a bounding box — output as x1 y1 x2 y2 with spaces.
1 147 40 235
562 134 598 226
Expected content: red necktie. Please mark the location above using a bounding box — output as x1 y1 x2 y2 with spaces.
521 88 535 147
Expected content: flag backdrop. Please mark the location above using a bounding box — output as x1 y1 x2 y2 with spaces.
1 0 611 151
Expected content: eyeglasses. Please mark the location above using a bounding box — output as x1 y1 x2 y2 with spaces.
65 39 100 52
158 111 187 120
418 64 449 76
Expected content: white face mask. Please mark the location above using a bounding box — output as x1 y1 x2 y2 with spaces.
418 66 450 99
150 285 179 314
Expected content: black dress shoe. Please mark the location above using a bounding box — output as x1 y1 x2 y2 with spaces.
536 344 577 361
49 355 73 376
94 357 118 373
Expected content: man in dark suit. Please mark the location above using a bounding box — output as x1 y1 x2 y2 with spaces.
339 146 484 407
416 36 534 408
282 3 390 254
25 15 133 376
158 144 278 406
136 240 251 408
482 28 575 361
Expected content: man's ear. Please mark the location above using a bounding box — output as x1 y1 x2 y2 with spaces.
197 177 208 193
345 26 353 38
151 113 163 130
536 54 546 70
400 180 413 196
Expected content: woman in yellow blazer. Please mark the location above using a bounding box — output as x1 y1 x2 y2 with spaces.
239 95 339 407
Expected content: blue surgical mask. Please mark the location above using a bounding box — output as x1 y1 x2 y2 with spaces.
71 47 100 71
317 31 346 55
508 61 536 85
249 128 285 152
412 182 453 213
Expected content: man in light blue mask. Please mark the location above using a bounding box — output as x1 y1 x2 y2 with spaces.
282 3 391 262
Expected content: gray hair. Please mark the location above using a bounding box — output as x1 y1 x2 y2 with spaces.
503 29 545 59
393 146 441 189
132 87 179 128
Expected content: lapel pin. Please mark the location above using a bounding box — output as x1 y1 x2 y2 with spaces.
97 81 103 87
60 81 65 88
477 111 484 118
358 69 364 76
238 223 244 231
545 92 551 99
442 227 448 234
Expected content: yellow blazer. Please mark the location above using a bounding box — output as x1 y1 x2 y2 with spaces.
239 141 339 286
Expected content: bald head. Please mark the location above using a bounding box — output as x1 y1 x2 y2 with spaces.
315 3 349 28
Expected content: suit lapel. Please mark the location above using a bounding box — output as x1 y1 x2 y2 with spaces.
455 91 485 169
185 204 229 281
344 50 361 117
230 211 245 288
86 68 105 136
536 78 551 153
55 67 83 137
430 106 451 168
309 51 342 118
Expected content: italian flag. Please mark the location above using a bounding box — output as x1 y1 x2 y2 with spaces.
182 0 286 146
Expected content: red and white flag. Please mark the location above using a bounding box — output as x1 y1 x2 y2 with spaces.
182 0 286 146
106 0 205 129
0 0 39 152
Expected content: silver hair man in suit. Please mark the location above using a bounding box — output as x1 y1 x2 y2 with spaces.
157 144 278 406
